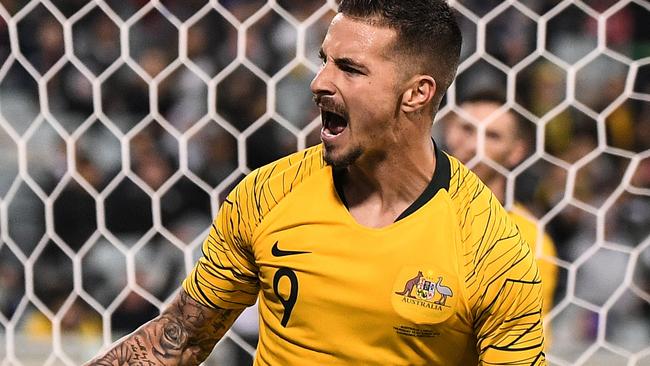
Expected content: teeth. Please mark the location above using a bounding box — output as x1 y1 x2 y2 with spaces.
323 111 346 135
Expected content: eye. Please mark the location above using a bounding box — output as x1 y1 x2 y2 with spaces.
461 123 475 134
340 65 361 75
485 130 500 140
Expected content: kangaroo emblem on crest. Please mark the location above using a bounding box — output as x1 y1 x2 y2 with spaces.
395 271 424 298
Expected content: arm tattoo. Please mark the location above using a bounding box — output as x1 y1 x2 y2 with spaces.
85 290 243 366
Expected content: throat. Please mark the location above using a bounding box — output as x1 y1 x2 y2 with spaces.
332 143 445 228
347 202 410 229
333 169 427 229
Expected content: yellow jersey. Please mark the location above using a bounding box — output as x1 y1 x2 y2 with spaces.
509 205 558 316
183 144 546 365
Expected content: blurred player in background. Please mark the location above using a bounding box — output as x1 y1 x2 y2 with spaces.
85 1 545 365
443 90 558 317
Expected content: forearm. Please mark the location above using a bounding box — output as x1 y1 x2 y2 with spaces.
85 315 199 365
85 290 243 366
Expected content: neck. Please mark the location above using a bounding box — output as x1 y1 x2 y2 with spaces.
339 135 436 228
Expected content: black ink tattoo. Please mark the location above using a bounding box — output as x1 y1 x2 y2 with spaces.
84 290 244 366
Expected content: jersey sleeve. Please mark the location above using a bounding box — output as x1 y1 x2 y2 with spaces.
458 176 546 364
182 145 326 310
182 181 260 310
539 233 557 317
509 208 558 318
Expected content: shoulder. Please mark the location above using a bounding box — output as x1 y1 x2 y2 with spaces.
224 144 327 225
445 153 531 286
443 156 545 359
508 205 538 241
509 204 557 257
237 143 325 196
445 154 505 229
446 154 489 207
253 143 325 180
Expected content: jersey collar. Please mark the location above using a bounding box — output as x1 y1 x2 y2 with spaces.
332 140 451 222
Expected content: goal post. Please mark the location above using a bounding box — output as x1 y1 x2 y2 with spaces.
0 0 648 365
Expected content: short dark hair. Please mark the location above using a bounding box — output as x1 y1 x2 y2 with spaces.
460 89 506 106
338 0 462 105
460 88 535 149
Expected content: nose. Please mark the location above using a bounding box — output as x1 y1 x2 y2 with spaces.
310 63 335 100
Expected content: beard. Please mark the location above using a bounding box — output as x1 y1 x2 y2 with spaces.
322 141 363 169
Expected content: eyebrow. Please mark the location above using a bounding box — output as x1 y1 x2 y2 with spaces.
319 48 369 74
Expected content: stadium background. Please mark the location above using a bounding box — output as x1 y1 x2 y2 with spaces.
0 0 648 364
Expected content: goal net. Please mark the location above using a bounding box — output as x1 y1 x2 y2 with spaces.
0 0 648 365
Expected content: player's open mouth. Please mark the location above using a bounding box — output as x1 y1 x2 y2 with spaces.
322 110 348 137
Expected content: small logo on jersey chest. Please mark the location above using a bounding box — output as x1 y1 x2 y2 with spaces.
392 267 457 324
395 271 454 308
271 241 311 257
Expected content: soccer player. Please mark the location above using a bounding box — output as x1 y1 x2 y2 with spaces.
85 1 546 365
443 90 558 317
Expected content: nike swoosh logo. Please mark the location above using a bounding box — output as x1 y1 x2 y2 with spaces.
271 241 311 257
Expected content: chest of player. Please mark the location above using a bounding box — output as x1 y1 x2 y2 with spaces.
250 175 473 357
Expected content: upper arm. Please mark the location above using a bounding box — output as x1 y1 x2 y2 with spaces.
465 194 546 364
510 208 558 316
183 182 260 310
183 147 325 310
473 237 545 365
539 234 558 316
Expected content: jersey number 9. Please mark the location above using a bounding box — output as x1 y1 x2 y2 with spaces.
273 267 299 327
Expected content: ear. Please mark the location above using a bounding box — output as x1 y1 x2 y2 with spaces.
401 75 436 113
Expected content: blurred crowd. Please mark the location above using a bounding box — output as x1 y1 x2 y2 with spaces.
0 0 648 364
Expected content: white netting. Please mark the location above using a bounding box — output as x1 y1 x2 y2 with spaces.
0 0 648 365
